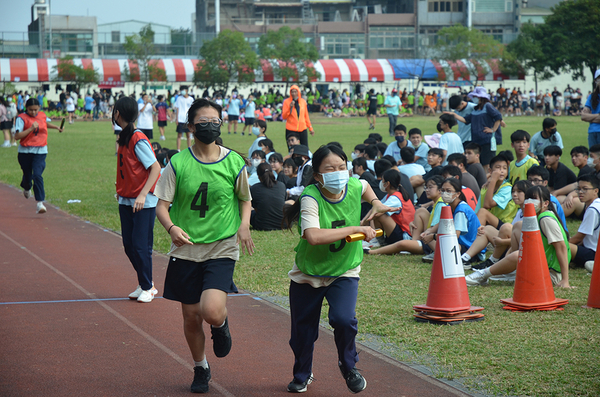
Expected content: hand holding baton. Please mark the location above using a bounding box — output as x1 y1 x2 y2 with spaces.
346 228 383 243
59 118 65 131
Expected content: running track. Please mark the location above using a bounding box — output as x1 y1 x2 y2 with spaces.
0 183 473 396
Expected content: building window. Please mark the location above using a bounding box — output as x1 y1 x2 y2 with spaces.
322 34 365 57
479 29 503 42
369 27 415 50
506 1 513 12
111 31 120 43
429 1 462 12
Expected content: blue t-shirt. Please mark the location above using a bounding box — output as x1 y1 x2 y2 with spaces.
408 141 431 172
398 163 425 179
550 194 568 230
384 95 402 116
382 193 402 217
228 99 241 116
117 139 158 208
85 96 94 110
529 131 564 158
454 201 482 250
453 102 476 142
245 101 256 118
383 141 402 163
438 132 464 165
584 94 600 133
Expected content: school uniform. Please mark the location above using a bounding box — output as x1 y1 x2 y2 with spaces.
16 111 52 202
476 181 518 226
573 198 600 267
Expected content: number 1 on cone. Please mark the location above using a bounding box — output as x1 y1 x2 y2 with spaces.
438 235 465 279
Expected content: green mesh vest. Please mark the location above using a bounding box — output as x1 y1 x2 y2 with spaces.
538 210 571 272
169 148 245 244
295 177 363 277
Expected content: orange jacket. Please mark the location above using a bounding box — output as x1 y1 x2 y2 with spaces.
282 85 313 132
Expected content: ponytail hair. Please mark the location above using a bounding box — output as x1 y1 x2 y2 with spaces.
382 169 410 202
257 163 276 188
114 96 139 147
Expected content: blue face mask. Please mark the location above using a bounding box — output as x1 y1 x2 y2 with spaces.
320 170 350 194
252 127 260 136
395 136 405 144
471 97 480 105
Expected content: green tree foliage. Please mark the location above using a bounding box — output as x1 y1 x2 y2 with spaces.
51 55 99 91
194 30 258 94
257 26 320 87
123 24 166 90
435 24 504 86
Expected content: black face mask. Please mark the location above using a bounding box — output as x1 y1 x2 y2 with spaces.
194 123 221 144
395 136 405 144
293 156 305 167
436 122 443 133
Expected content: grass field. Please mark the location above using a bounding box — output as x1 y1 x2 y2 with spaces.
1 113 599 396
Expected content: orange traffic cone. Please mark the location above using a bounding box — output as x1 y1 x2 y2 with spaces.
501 203 568 311
583 232 600 309
413 206 484 324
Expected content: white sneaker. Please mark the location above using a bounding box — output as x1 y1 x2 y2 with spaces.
465 270 489 286
36 202 47 214
368 237 381 248
585 261 594 273
1 141 10 148
23 189 31 199
129 284 158 299
159 135 166 141
11 142 17 146
137 288 157 303
489 270 516 282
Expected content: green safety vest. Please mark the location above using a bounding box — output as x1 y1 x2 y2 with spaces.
169 148 246 244
294 178 363 277
538 210 571 273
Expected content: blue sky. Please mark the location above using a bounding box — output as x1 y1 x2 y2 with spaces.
6 0 196 32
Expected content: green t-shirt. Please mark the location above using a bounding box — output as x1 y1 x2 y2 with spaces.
408 94 415 105
538 210 571 273
169 149 246 244
295 178 363 277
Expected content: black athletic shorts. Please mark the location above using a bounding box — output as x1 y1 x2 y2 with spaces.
573 245 596 268
176 122 190 134
163 257 238 305
367 108 377 116
245 117 255 126
228 115 239 122
138 128 153 139
158 120 167 127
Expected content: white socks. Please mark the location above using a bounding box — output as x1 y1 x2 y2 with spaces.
489 256 499 264
194 358 209 369
461 253 471 262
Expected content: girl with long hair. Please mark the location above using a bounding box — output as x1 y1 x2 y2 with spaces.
250 162 286 231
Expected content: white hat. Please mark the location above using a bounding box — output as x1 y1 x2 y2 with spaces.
595 70 600 79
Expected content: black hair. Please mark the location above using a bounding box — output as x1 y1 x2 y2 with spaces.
442 178 467 203
513 179 533 194
442 165 462 183
381 155 397 165
393 124 407 133
465 142 481 154
542 118 557 130
570 146 589 157
352 157 368 171
400 146 415 164
475 96 490 111
166 149 179 163
439 113 457 128
268 152 284 164
447 153 467 167
543 145 562 157
525 185 569 239
590 144 600 155
283 157 298 173
489 150 514 168
368 133 382 142
364 137 378 145
365 145 379 160
354 144 367 153
382 169 410 201
283 144 348 228
25 98 40 108
449 95 462 110
328 141 343 150
257 163 276 188
511 129 531 143
259 138 274 153
376 142 388 156
426 175 445 190
527 165 550 181
256 119 267 133
374 159 393 178
577 173 600 190
115 96 139 147
428 147 444 158
408 128 422 137
287 132 301 142
186 98 222 127
251 149 266 159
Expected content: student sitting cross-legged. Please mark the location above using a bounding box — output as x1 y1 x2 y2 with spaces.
568 174 600 272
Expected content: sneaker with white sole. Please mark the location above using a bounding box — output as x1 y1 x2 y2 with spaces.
159 135 166 141
465 269 490 286
137 289 156 303
129 284 158 299
367 237 380 249
585 261 594 273
23 189 31 199
287 373 313 393
36 202 47 214
1 141 10 148
339 363 367 393
489 270 516 282
422 252 435 263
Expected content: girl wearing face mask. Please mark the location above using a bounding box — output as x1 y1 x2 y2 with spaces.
113 96 161 302
582 70 600 147
363 169 415 249
248 149 266 186
247 119 267 159
154 98 254 394
467 185 571 289
440 178 481 258
369 175 445 258
282 144 397 393
14 98 64 214
258 138 275 162
463 180 532 270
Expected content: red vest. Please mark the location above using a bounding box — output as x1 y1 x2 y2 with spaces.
388 191 415 234
463 187 477 210
116 131 157 198
18 111 48 147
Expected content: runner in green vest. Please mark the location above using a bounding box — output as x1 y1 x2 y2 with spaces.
282 144 399 393
155 98 254 394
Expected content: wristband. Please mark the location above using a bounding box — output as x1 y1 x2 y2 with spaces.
370 198 380 205
168 224 176 234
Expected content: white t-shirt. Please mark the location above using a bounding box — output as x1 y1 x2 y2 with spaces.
137 102 154 130
66 98 75 112
175 95 194 124
579 198 600 251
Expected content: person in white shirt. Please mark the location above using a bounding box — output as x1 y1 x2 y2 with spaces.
137 94 156 139
569 174 600 271
66 95 76 124
174 87 195 151
437 113 464 165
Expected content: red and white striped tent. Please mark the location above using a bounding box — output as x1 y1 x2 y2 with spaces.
430 58 524 82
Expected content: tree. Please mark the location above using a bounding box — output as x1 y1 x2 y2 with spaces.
171 28 193 56
434 24 505 86
536 0 600 81
51 55 99 92
194 30 259 94
257 26 320 90
123 24 166 91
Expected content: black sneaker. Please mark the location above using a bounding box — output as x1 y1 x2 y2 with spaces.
472 258 495 271
191 365 211 393
462 255 480 270
287 374 313 393
339 363 367 393
210 317 232 358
